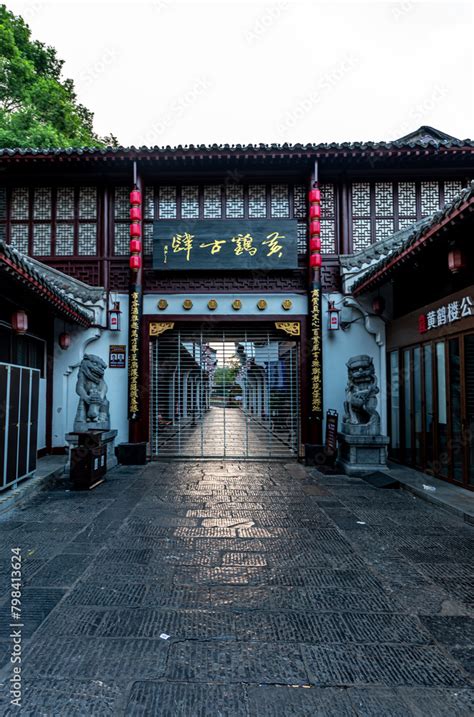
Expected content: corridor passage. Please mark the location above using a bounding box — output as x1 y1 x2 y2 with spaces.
154 406 297 459
0 462 472 715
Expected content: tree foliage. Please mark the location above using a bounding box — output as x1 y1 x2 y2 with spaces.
0 4 117 148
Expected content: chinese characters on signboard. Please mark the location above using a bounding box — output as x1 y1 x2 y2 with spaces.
419 296 474 333
128 290 140 419
311 287 322 415
109 345 126 369
153 220 298 270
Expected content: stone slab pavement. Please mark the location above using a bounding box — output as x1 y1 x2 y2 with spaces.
0 461 472 715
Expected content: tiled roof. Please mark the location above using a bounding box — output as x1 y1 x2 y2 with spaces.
0 239 94 325
351 181 474 294
0 126 472 159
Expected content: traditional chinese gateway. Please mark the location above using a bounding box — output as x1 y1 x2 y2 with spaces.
0 126 473 491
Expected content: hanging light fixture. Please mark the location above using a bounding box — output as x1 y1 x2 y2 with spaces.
108 301 122 332
372 296 385 315
448 246 466 274
58 332 71 350
11 309 28 335
327 301 340 330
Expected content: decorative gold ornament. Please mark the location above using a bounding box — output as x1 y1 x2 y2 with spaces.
257 299 267 311
282 299 293 311
157 299 168 310
149 322 175 337
232 299 242 311
275 321 300 337
208 299 218 311
183 299 193 310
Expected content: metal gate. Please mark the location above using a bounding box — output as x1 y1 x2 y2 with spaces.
0 362 40 490
150 327 300 459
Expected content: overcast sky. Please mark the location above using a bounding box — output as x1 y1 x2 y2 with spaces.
8 0 474 146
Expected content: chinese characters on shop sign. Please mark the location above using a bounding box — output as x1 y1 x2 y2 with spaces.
311 288 322 415
153 220 298 270
128 291 140 418
418 296 474 333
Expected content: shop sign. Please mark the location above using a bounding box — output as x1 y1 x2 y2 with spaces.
418 295 474 333
325 409 338 456
152 220 298 270
310 287 322 415
109 344 126 369
128 289 141 419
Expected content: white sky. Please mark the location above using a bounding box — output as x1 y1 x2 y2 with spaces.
8 0 474 146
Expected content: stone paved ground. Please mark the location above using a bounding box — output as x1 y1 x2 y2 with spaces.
0 461 473 716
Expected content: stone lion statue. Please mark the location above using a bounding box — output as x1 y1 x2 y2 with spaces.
342 355 380 434
74 353 110 431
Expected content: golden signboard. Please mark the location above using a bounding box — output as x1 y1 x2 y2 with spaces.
310 288 322 415
128 290 140 418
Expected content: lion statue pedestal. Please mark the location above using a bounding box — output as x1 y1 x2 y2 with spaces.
65 353 117 471
337 355 389 476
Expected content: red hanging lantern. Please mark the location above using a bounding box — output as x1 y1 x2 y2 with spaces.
310 253 322 268
11 310 28 335
309 188 321 203
130 189 142 205
130 255 141 270
129 239 142 253
58 332 71 350
310 204 321 219
310 220 321 236
130 223 141 237
448 247 466 274
130 206 142 221
372 296 385 315
310 236 321 252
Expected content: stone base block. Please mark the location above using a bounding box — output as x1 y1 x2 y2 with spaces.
337 432 389 476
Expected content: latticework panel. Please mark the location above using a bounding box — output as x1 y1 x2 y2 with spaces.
114 187 129 220
56 187 75 219
444 181 463 204
375 182 393 215
352 219 371 252
225 184 244 218
10 188 29 220
203 185 222 218
398 182 417 218
320 219 336 253
271 184 289 218
10 224 29 253
32 225 51 255
0 187 6 220
55 224 75 255
114 223 129 255
420 181 439 216
351 183 371 216
159 186 177 219
78 223 97 255
297 222 307 254
248 184 267 218
78 187 97 219
375 218 394 241
144 187 155 220
181 185 200 219
33 187 52 220
143 223 153 255
293 185 306 220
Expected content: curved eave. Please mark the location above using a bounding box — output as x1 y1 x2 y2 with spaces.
353 198 474 296
0 256 93 326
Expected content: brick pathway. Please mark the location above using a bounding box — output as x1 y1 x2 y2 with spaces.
0 462 473 715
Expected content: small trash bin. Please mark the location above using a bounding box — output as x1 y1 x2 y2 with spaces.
70 431 107 490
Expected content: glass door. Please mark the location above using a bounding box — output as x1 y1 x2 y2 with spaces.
463 334 474 487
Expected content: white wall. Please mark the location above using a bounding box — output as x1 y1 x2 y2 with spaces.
52 293 129 447
322 292 387 436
